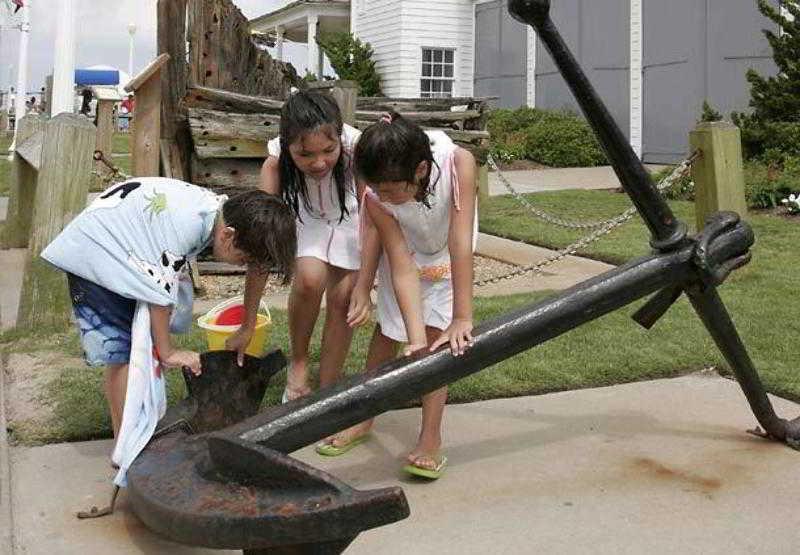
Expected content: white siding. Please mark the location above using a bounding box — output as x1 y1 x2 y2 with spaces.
353 0 405 96
400 1 475 97
354 0 475 97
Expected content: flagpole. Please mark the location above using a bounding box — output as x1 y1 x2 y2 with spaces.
51 0 76 117
8 0 30 157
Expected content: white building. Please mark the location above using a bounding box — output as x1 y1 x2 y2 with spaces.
250 0 477 98
251 1 787 162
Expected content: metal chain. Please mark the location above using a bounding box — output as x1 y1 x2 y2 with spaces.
487 151 699 231
474 152 700 287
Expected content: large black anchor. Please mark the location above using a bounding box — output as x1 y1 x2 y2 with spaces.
124 1 800 552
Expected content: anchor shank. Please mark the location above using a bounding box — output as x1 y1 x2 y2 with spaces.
234 225 752 453
511 3 686 250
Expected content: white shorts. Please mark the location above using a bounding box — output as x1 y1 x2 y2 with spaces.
296 212 360 271
375 257 453 343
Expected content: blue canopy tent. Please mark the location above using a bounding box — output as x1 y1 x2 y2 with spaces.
74 68 120 86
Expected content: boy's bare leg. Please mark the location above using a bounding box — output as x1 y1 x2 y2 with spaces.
324 325 398 447
407 327 447 469
318 267 358 388
286 257 329 399
104 363 129 438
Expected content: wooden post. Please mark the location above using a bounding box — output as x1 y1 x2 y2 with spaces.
1 114 45 248
308 80 359 126
477 163 490 218
94 98 117 184
126 53 170 177
689 122 748 231
44 74 53 117
17 113 95 330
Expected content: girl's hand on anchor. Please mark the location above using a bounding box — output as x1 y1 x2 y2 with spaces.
430 318 474 356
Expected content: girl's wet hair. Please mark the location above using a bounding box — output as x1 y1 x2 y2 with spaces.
278 90 349 222
353 111 438 206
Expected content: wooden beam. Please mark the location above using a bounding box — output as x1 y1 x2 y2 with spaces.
125 53 171 93
1 115 45 248
188 107 278 159
131 60 166 176
355 109 481 125
94 99 116 181
15 130 43 171
184 85 285 115
158 0 191 181
191 155 262 189
17 114 96 330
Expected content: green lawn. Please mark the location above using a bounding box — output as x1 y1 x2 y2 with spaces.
3 188 798 445
0 133 12 195
481 189 800 399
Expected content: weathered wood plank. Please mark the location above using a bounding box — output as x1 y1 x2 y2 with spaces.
1 115 44 248
125 53 170 93
357 97 495 112
94 99 116 182
193 138 269 159
158 0 191 181
308 80 358 126
191 155 262 188
354 121 488 143
186 0 299 98
187 107 280 142
131 68 163 176
355 109 481 125
15 130 43 171
184 85 285 115
18 114 96 330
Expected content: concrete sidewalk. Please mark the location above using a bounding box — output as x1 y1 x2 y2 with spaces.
488 165 668 196
7 373 800 554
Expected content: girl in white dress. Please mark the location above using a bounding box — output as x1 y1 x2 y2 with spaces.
316 112 477 480
256 90 361 402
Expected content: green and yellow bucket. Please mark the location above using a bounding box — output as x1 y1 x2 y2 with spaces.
197 296 272 357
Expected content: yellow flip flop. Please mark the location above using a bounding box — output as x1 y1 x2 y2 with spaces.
403 455 448 480
315 434 370 457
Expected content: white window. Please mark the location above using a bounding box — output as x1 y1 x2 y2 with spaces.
421 48 455 98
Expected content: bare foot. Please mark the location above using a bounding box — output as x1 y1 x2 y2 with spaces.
406 436 442 470
321 421 373 449
284 363 312 401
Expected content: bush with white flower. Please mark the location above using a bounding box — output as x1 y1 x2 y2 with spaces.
782 193 800 214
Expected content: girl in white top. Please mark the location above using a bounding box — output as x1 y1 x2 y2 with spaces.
257 90 361 401
316 112 477 480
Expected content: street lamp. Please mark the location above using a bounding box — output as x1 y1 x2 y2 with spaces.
128 22 137 79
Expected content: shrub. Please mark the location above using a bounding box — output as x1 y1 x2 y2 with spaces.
487 107 606 167
317 32 382 96
744 160 796 208
522 111 606 167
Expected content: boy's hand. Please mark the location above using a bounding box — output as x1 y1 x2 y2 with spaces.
429 318 474 356
347 285 373 328
162 349 202 376
225 325 254 367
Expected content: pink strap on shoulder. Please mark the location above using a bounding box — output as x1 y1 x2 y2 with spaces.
358 186 392 248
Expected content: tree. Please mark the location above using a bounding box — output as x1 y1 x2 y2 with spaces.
317 32 383 97
732 1 800 159
743 0 800 122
